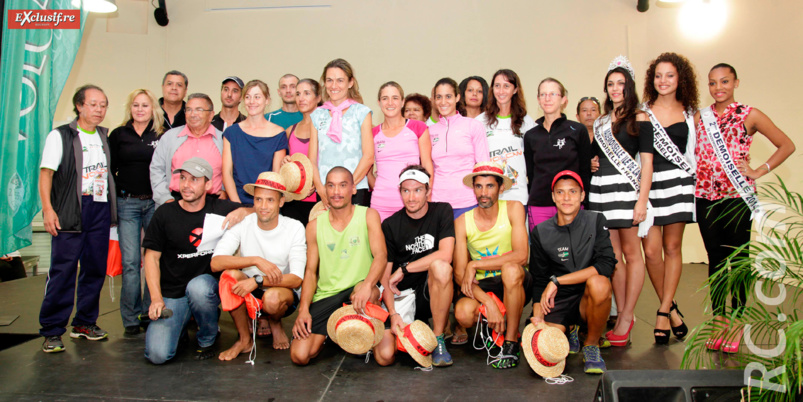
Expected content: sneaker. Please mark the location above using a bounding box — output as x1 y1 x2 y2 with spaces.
195 344 215 360
491 340 520 369
582 345 606 374
42 336 65 353
125 326 140 335
70 324 108 341
599 336 611 349
431 335 453 367
567 325 580 354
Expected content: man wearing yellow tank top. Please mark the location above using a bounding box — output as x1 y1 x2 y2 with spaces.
454 162 533 370
290 167 387 366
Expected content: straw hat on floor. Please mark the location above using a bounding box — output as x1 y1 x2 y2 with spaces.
327 305 383 355
397 320 438 368
521 322 570 378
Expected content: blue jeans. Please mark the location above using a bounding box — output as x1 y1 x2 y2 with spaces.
144 274 220 365
117 197 155 327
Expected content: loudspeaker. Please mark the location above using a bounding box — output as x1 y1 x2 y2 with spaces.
595 370 744 402
154 0 169 27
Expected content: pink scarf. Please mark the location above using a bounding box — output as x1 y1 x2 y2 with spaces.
320 98 357 143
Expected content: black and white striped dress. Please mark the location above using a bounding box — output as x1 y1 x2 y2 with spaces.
649 121 696 226
589 121 653 228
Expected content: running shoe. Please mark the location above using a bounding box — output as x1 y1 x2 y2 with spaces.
195 344 215 360
70 324 108 341
582 345 606 374
491 341 520 369
432 335 453 367
42 336 64 353
567 325 580 354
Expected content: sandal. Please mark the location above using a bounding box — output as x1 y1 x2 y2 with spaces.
670 301 688 340
451 325 468 345
654 311 671 345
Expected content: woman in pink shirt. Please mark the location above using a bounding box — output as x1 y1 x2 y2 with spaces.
429 77 490 219
280 78 322 226
370 82 434 221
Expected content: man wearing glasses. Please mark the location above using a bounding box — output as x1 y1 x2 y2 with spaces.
150 93 227 207
39 85 117 353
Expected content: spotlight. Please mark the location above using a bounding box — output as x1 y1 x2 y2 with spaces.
637 0 649 12
154 0 169 26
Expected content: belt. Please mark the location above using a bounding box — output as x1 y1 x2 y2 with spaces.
120 193 152 200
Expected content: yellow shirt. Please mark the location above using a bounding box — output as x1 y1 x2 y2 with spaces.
465 200 513 281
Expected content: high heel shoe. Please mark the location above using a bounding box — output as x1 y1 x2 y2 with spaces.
705 318 729 351
670 301 688 340
721 327 742 354
654 311 671 345
607 317 635 347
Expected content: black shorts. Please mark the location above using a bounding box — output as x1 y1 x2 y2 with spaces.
251 288 300 318
384 272 432 329
460 268 534 305
543 285 585 327
308 287 355 335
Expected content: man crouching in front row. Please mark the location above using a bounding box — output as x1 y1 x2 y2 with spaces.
290 167 388 365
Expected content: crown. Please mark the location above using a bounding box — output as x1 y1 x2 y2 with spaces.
608 55 636 80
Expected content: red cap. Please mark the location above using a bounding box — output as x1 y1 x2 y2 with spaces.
551 170 583 191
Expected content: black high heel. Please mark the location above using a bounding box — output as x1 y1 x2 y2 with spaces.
654 311 670 345
670 301 688 340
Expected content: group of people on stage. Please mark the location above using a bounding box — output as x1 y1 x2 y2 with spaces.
36 54 794 376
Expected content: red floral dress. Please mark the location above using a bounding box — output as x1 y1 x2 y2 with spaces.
695 102 754 201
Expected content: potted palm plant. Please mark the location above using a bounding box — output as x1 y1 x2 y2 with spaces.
682 178 802 401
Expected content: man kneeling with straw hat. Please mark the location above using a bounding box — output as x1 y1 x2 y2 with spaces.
372 165 456 367
454 162 533 370
290 167 388 365
211 171 306 360
529 171 615 375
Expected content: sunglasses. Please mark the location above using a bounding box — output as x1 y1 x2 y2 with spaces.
578 96 600 106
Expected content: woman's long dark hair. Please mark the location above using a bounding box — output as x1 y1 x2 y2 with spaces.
457 76 487 116
603 67 640 136
484 69 528 136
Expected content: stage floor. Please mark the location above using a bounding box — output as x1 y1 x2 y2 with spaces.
0 264 742 401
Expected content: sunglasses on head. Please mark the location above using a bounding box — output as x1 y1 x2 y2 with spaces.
578 96 600 106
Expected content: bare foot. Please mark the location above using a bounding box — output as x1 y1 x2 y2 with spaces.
269 319 290 350
257 317 271 337
218 338 253 361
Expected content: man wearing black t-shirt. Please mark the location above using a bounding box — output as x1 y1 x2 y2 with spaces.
373 165 455 367
142 157 251 364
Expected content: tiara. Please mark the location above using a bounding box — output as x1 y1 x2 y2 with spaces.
608 55 636 80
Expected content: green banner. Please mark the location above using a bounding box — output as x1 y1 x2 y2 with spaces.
0 1 88 255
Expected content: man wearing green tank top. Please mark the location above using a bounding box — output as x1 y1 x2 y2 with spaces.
290 167 387 366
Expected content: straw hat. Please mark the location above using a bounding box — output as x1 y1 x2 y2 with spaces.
397 320 438 368
462 161 513 191
243 171 290 197
308 201 328 222
279 153 314 201
521 322 569 378
326 305 383 355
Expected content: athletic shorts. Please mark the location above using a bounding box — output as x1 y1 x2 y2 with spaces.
308 287 355 335
459 268 534 305
384 272 432 329
543 286 585 327
251 288 300 318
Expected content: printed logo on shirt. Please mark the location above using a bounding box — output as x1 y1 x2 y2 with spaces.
405 234 435 254
376 140 385 150
349 236 361 247
477 246 500 258
485 129 494 137
554 138 566 150
327 243 336 252
189 228 203 248
557 246 569 261
340 249 350 260
177 249 214 259
431 134 439 143
147 140 159 149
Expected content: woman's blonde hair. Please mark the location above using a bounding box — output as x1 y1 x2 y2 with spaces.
121 89 164 134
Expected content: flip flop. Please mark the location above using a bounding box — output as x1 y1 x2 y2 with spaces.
451 331 468 345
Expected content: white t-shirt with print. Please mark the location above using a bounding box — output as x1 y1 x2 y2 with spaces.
476 113 537 205
40 127 108 196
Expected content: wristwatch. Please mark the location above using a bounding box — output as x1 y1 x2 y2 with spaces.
399 262 410 276
549 275 560 288
254 275 263 288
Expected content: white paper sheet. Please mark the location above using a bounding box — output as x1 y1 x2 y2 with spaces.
196 213 228 252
